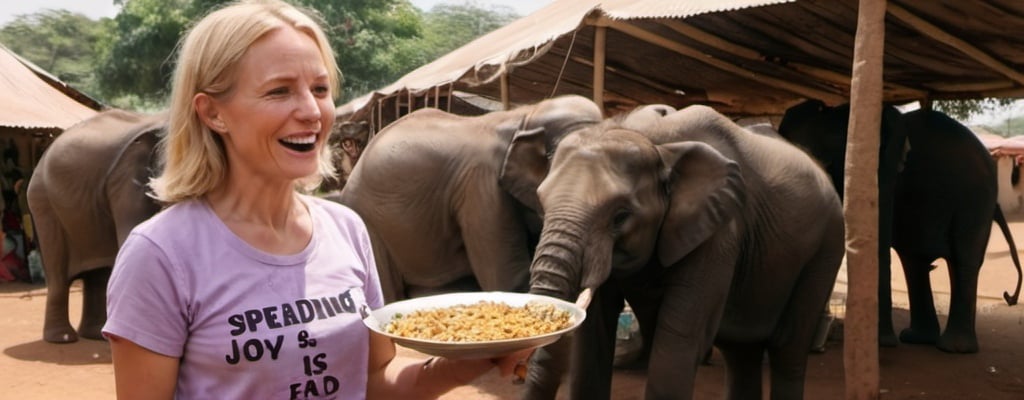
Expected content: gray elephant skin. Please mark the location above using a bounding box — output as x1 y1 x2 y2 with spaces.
504 104 845 399
338 95 603 303
778 100 1022 353
28 109 165 343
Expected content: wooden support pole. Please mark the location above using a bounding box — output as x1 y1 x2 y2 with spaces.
593 25 607 113
501 72 511 110
845 0 885 398
447 83 453 113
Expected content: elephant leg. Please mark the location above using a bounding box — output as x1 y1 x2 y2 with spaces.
717 342 764 400
565 287 621 400
877 247 899 347
43 269 77 343
77 267 111 340
648 254 733 400
896 252 941 345
938 253 983 353
767 233 843 400
878 156 899 348
523 337 570 400
37 211 78 343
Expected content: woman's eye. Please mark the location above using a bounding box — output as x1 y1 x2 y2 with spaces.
313 85 330 96
267 87 288 96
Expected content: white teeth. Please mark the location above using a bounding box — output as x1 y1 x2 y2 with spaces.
281 135 316 144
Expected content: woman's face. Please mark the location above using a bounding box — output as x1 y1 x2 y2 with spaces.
200 25 334 186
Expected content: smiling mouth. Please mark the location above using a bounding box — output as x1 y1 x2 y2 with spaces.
280 135 317 153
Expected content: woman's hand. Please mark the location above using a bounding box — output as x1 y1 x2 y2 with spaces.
489 347 535 383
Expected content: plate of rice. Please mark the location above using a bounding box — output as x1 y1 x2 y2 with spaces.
361 292 586 359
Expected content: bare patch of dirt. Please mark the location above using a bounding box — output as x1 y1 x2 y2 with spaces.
4 219 1024 399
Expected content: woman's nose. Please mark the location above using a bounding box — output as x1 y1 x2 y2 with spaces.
296 90 322 123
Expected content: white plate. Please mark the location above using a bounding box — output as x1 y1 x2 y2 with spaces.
362 292 586 359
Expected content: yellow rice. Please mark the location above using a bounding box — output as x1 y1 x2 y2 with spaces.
384 300 572 342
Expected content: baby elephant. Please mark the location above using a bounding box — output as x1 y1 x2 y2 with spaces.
507 104 844 399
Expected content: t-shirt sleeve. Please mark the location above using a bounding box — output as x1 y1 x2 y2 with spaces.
353 212 384 310
102 231 189 358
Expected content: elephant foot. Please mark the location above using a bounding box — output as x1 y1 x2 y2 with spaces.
898 326 939 345
44 325 80 344
937 331 979 354
78 322 106 341
878 329 899 347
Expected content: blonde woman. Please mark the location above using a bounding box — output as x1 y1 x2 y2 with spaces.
102 1 525 398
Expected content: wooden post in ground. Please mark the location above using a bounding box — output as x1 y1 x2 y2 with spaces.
845 0 885 398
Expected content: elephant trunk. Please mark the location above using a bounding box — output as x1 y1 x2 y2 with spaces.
529 208 590 302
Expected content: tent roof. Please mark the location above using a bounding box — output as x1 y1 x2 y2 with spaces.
340 0 1024 120
0 44 101 130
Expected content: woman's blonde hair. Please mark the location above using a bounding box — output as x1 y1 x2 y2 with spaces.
150 0 340 204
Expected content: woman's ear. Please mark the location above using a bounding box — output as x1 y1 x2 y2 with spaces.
655 141 745 266
194 93 227 134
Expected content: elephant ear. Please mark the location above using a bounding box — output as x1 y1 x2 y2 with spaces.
656 141 745 267
499 127 547 212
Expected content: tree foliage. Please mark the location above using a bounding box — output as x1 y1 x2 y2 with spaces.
0 10 109 98
96 0 211 110
1 1 520 109
934 98 1016 122
389 2 517 72
300 0 423 100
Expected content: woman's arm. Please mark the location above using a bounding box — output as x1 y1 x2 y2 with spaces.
366 331 529 399
108 334 179 400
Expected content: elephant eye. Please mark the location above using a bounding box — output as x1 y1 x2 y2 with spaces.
612 209 632 232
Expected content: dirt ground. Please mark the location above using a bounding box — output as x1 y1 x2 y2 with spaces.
4 218 1024 399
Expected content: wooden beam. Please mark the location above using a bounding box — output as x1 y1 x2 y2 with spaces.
846 0 885 398
887 2 1024 87
604 18 847 105
657 19 927 100
593 25 607 113
923 80 1016 93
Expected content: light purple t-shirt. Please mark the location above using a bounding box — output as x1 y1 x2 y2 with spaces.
103 195 383 400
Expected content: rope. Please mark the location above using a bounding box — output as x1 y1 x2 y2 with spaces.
549 30 579 98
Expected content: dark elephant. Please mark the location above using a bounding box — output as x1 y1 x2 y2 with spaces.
506 104 845 399
338 95 603 302
779 100 1022 353
28 109 165 343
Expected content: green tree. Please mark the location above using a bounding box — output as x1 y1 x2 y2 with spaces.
420 2 517 52
301 0 423 101
95 0 196 110
95 0 429 107
934 98 1016 122
383 2 519 91
0 10 110 99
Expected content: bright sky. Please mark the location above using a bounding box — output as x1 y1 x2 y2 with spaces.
0 0 553 26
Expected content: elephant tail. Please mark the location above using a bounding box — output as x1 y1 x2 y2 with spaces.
994 204 1022 305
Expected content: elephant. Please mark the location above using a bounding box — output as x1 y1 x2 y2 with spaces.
320 120 370 192
337 95 604 303
504 104 845 399
28 109 166 343
778 100 1023 353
